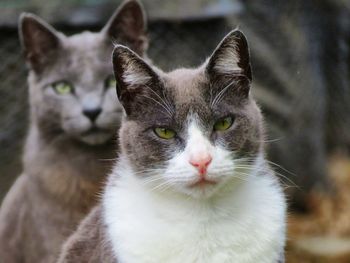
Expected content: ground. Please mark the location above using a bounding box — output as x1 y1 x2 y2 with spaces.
286 154 350 262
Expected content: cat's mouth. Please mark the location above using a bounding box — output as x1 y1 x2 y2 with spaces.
78 127 114 145
188 177 218 188
81 126 111 136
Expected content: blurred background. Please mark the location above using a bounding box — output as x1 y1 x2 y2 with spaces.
0 0 349 261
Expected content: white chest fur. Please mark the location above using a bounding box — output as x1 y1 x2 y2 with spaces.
103 167 286 263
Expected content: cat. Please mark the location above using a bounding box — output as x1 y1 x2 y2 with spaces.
0 1 148 262
58 30 287 263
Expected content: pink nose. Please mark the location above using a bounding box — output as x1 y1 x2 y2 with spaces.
189 154 212 175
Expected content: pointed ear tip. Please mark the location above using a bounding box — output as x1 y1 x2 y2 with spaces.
19 13 41 24
113 45 130 59
19 13 37 37
227 29 246 39
19 13 33 28
123 0 143 8
222 30 249 48
114 44 128 52
119 0 144 12
19 13 49 34
120 0 146 21
102 0 146 35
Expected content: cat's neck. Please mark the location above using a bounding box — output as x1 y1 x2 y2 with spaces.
103 157 286 263
22 124 115 209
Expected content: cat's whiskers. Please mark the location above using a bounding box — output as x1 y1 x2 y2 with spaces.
209 88 214 108
141 175 163 183
211 80 236 108
272 171 299 189
142 178 166 188
149 180 175 192
208 161 266 183
141 163 257 185
140 94 173 117
217 168 253 179
134 168 166 175
144 84 174 116
265 160 296 177
235 160 298 188
252 137 284 144
99 158 118 161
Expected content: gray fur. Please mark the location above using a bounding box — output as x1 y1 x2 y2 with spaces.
22 0 147 145
58 30 285 262
0 1 148 262
113 29 264 174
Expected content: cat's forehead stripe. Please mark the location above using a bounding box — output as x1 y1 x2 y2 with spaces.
165 68 205 102
186 115 208 139
161 68 214 127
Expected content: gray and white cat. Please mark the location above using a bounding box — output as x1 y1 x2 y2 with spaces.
0 1 147 262
59 30 286 263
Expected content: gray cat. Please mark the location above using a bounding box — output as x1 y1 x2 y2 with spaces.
0 1 147 262
58 30 286 263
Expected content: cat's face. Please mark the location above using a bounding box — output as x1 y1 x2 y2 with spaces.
114 30 264 198
20 0 147 145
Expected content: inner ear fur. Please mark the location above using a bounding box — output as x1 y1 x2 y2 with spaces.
206 30 252 98
112 45 162 115
206 30 252 81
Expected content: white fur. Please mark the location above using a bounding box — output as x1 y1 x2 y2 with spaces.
213 43 243 75
103 119 286 263
123 61 152 86
164 119 236 198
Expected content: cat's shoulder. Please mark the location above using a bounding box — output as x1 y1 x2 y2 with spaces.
58 205 116 263
0 174 31 261
0 173 31 216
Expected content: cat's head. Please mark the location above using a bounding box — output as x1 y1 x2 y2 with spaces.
20 0 147 145
113 30 264 198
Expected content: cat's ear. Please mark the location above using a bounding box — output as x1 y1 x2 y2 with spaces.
19 13 62 73
206 30 252 82
113 45 161 115
102 0 147 56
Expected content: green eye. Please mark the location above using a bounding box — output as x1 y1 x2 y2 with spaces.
105 75 117 89
52 81 73 95
214 116 233 131
154 127 176 139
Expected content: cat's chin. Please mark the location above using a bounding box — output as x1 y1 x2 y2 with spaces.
161 179 225 200
78 132 113 145
169 176 242 200
184 184 221 199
